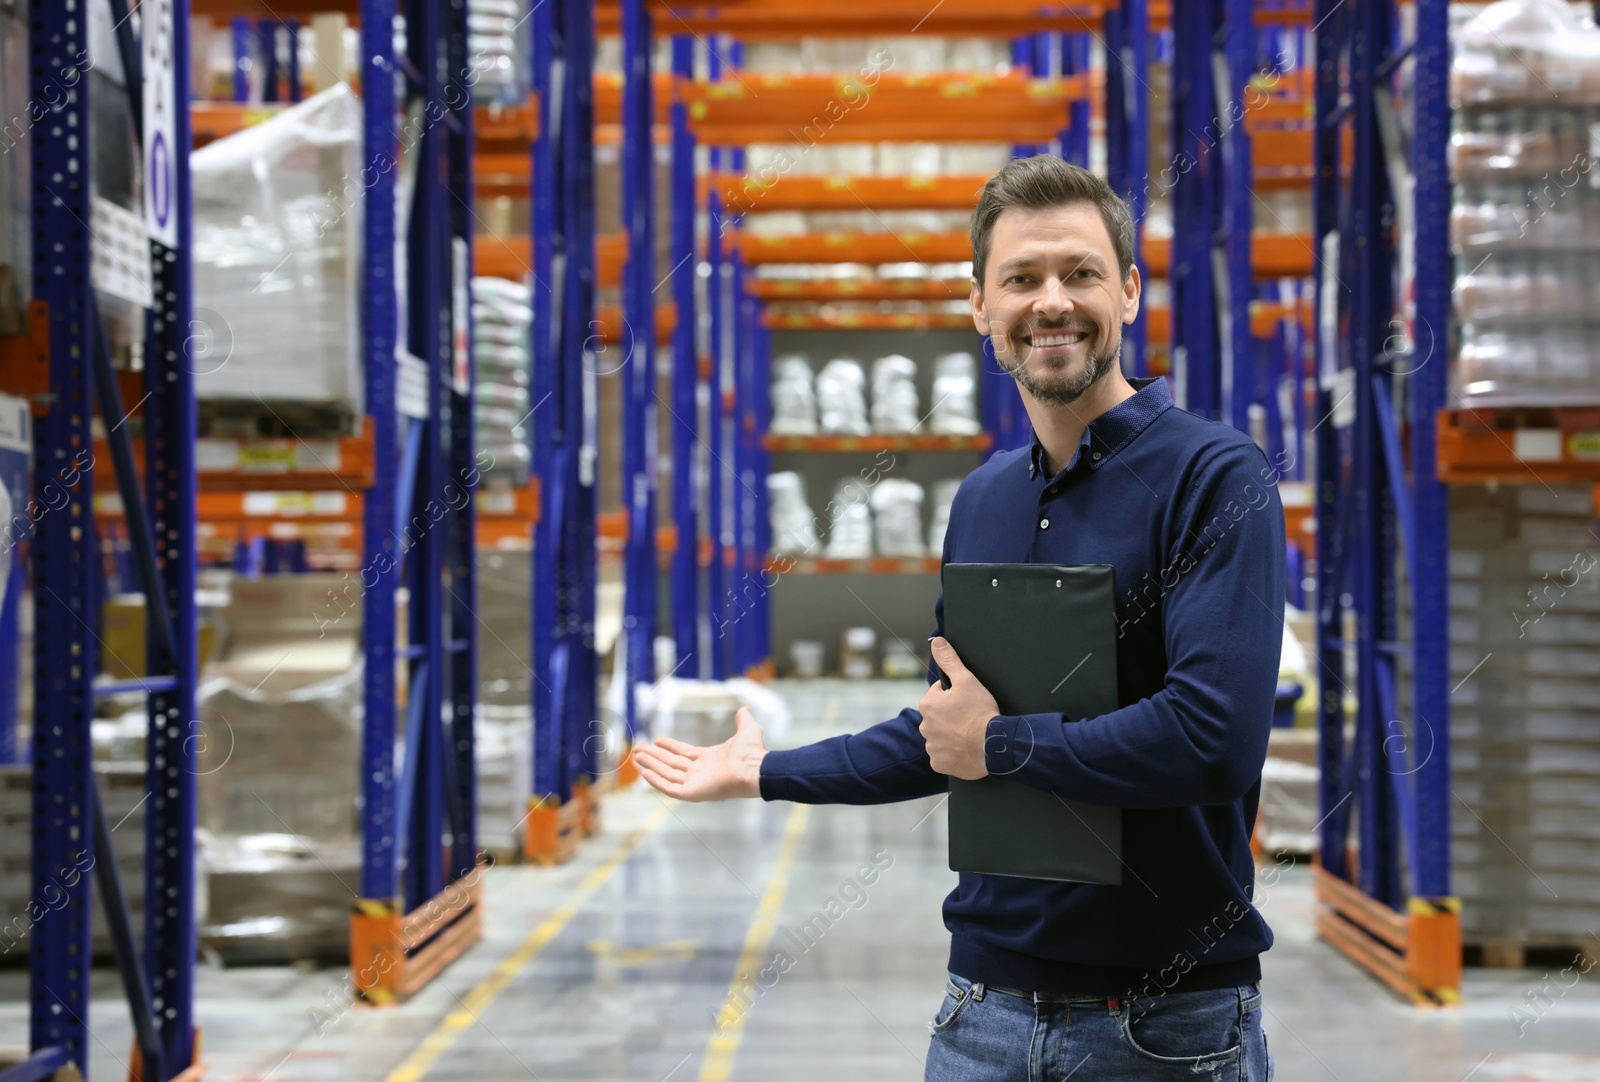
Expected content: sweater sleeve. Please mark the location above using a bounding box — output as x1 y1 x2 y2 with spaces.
758 529 954 806
983 445 1285 808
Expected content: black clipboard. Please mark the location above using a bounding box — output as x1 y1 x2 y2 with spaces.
939 563 1122 885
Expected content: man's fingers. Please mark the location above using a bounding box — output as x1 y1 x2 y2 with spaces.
656 736 702 759
637 744 693 774
929 636 968 680
638 763 688 800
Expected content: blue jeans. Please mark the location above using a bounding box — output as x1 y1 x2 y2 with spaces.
925 973 1273 1081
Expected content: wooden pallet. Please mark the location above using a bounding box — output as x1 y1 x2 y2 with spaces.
1465 940 1600 971
350 871 486 1006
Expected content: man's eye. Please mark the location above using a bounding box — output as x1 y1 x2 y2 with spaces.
1006 275 1030 285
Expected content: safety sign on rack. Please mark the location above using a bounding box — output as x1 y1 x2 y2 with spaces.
142 0 179 249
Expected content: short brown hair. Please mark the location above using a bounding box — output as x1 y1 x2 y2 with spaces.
970 155 1136 288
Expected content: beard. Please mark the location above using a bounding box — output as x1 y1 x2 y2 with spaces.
995 319 1121 407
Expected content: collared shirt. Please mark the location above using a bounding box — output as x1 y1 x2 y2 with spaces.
762 374 1287 996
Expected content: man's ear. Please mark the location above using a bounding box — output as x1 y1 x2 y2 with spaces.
1121 264 1142 325
969 277 987 338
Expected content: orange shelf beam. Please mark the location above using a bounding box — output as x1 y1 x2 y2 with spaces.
715 173 987 213
478 232 627 286
605 0 1116 37
595 303 677 345
737 230 970 266
1141 232 1315 279
762 310 972 331
1436 408 1600 487
1144 298 1312 343
682 73 1088 145
763 433 991 453
96 419 376 494
750 277 971 302
762 555 942 575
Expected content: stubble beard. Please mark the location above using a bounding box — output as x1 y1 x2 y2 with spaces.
997 324 1122 407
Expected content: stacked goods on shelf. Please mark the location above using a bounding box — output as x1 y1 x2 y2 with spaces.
468 0 531 106
0 763 175 958
191 86 364 416
824 477 875 558
870 480 927 557
927 478 961 555
1422 485 1600 949
476 548 534 705
928 352 982 436
475 705 533 857
1449 0 1600 406
195 574 364 962
473 277 534 485
870 355 921 433
816 357 871 435
768 472 820 555
771 355 820 434
0 4 27 334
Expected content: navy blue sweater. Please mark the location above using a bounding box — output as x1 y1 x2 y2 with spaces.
760 377 1286 996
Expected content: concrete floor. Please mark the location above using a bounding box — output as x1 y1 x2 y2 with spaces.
2 679 1599 1081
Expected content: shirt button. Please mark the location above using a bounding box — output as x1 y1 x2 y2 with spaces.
1040 518 1050 530
1092 452 1102 461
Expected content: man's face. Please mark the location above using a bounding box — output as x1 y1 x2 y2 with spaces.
970 202 1141 407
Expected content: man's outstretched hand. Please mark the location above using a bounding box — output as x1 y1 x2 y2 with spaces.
634 706 768 801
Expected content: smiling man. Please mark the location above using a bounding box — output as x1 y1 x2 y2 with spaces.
635 155 1284 1082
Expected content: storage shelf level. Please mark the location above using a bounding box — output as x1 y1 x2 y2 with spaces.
762 433 992 452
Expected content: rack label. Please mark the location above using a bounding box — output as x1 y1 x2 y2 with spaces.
142 0 179 249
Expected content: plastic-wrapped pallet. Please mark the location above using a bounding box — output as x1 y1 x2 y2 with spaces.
1399 483 1600 952
473 277 533 486
476 705 533 857
871 354 921 434
816 357 871 436
770 354 819 435
870 479 926 557
1448 0 1600 407
928 352 983 436
192 85 363 413
927 478 962 556
825 477 874 558
768 471 819 555
468 0 530 105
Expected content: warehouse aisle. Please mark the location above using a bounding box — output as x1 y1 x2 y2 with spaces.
16 680 1600 1081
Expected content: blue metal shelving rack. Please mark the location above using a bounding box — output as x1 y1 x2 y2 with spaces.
1308 0 1457 1003
527 0 602 857
23 0 201 1076
620 0 659 746
668 35 700 679
351 0 484 999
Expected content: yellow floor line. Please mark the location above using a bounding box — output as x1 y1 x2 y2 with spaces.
699 696 839 1082
386 802 673 1082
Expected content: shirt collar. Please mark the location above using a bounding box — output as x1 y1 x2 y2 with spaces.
1027 376 1174 480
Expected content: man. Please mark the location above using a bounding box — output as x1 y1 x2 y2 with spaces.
635 155 1283 1082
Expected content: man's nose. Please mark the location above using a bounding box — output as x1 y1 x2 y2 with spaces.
1033 277 1074 319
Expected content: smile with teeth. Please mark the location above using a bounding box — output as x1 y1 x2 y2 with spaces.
1026 328 1090 347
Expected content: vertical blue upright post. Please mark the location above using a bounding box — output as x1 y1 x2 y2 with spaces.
1170 0 1219 416
1220 0 1256 435
402 0 448 915
1312 0 1349 878
146 0 201 1068
621 0 657 741
1349 0 1400 908
443 0 480 884
706 42 728 679
1410 0 1452 904
530 0 566 805
29 4 97 1067
669 36 699 675
358 0 401 904
1104 0 1149 377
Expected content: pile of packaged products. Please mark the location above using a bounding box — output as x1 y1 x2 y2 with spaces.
472 278 533 485
1449 0 1600 407
769 352 981 435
